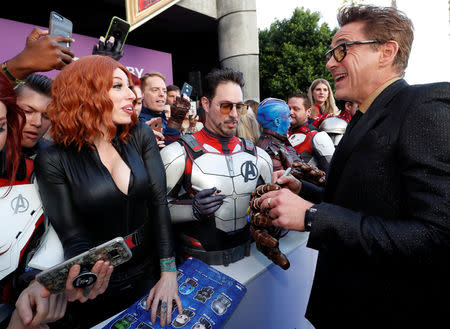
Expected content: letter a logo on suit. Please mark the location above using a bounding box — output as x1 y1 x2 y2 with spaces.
11 194 29 214
241 161 258 182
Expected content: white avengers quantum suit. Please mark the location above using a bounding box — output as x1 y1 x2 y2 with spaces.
288 123 335 172
0 182 45 282
1 180 63 287
319 116 349 146
160 129 273 265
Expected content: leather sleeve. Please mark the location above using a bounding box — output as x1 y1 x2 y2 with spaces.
132 123 175 259
34 147 93 259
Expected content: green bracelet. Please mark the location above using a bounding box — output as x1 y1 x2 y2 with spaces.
1 62 23 85
160 257 176 272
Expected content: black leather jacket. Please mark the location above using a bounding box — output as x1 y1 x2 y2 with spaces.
34 122 174 279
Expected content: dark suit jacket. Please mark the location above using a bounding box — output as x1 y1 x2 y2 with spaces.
304 79 450 328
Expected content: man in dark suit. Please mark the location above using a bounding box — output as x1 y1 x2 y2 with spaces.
257 5 450 328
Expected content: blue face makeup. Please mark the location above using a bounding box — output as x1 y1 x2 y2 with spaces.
256 98 291 135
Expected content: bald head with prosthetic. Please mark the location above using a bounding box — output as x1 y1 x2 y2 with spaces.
256 98 291 136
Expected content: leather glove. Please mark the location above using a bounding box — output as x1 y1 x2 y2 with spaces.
167 96 191 130
92 36 123 61
291 161 326 186
193 187 226 220
256 240 290 270
278 149 326 186
249 183 290 270
278 147 294 169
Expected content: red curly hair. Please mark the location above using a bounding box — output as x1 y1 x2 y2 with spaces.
130 73 141 88
48 55 137 150
0 73 25 192
130 73 141 108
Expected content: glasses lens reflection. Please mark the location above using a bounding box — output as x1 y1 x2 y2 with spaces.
335 44 346 61
218 102 248 114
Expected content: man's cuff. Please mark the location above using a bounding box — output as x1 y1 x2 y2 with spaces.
299 180 324 204
305 202 340 251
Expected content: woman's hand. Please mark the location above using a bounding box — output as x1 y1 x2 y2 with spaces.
146 271 182 327
41 260 113 303
11 280 67 328
65 261 113 303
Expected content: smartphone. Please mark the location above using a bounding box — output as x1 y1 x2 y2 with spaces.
150 117 162 133
105 16 131 52
180 82 193 99
49 11 73 48
189 101 197 119
35 237 132 294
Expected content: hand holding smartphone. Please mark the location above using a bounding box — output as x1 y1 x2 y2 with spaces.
180 82 193 99
148 117 163 133
188 101 197 119
49 11 73 49
35 237 132 294
105 16 131 52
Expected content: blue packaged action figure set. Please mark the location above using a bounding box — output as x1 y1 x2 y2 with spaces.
103 257 247 329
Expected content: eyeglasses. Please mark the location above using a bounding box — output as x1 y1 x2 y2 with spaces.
213 101 248 115
324 40 379 63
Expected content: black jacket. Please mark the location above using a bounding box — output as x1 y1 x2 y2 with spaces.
305 80 450 328
34 122 175 280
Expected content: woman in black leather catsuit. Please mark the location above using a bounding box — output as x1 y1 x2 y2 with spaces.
34 56 181 328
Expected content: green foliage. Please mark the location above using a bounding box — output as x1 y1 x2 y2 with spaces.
259 7 337 100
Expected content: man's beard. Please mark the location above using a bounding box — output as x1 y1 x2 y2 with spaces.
219 119 238 137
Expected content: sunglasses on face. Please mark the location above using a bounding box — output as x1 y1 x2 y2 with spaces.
324 40 379 63
213 101 248 115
